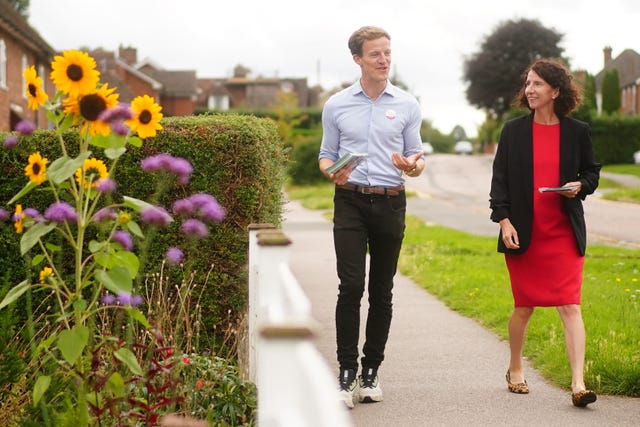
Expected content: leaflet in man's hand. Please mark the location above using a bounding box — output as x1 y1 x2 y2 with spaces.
538 185 578 193
325 152 368 174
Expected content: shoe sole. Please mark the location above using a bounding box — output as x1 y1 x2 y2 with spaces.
358 388 383 403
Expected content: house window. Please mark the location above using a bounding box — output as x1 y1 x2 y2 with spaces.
207 95 229 111
22 54 28 99
0 39 7 89
38 64 46 93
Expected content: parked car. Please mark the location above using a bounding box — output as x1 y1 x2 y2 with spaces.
634 150 640 164
422 142 434 155
454 140 473 155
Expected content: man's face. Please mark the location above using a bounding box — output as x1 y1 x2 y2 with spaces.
354 37 391 82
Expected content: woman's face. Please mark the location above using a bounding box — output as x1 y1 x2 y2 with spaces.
524 69 559 111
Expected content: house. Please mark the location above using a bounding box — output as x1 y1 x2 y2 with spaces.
93 46 198 117
595 47 640 114
0 0 55 132
196 64 320 111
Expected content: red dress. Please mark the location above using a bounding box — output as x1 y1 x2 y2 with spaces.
505 122 584 307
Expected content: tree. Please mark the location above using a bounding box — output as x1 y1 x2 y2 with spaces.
463 18 565 120
8 0 29 19
601 68 621 114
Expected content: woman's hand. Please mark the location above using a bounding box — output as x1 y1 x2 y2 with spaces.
499 218 520 250
559 181 582 198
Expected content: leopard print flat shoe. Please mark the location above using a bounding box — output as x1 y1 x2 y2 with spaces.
572 390 597 407
506 370 529 394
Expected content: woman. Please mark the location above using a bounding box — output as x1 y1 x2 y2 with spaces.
489 58 601 407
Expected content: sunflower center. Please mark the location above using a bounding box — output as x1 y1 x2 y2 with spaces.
28 84 38 97
32 163 41 175
139 110 152 125
79 94 107 121
66 64 84 82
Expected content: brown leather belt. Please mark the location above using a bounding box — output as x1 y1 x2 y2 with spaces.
336 183 405 196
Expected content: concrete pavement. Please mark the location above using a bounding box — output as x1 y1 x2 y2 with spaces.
281 192 640 427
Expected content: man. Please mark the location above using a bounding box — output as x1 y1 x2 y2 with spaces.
318 25 425 409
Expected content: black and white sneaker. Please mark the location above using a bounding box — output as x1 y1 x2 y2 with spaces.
358 367 383 403
338 368 358 409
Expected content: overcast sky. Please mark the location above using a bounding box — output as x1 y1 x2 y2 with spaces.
28 0 639 138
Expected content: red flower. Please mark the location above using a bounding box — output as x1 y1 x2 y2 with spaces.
182 356 190 364
195 379 204 389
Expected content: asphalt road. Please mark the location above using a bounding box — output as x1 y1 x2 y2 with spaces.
405 153 640 249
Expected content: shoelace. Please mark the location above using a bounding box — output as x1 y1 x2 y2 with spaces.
361 368 377 387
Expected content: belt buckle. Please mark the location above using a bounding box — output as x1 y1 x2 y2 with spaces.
360 186 373 195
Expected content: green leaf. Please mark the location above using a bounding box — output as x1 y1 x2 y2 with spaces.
57 326 89 366
58 112 75 133
128 136 143 148
113 251 140 278
105 372 125 397
46 152 92 185
105 147 127 160
31 254 45 266
95 267 132 294
123 196 155 213
45 242 61 253
89 133 125 150
128 308 150 328
0 280 30 310
89 239 107 253
8 181 37 205
114 348 143 376
126 221 144 238
33 375 51 405
21 223 56 255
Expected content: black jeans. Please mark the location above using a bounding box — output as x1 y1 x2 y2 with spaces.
333 187 406 371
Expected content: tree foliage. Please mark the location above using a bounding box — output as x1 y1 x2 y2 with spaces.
8 0 29 19
601 68 621 114
463 18 565 120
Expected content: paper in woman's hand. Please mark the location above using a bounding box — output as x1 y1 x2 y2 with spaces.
538 185 578 193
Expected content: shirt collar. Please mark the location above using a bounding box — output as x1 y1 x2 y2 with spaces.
350 79 395 98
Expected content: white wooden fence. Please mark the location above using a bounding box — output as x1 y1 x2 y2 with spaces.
248 224 352 427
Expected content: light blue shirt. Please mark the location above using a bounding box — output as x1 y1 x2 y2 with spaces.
319 80 423 187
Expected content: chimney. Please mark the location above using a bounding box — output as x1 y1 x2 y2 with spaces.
603 46 612 67
118 46 138 65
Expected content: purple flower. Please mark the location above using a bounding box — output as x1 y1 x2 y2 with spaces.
44 201 78 223
165 247 184 265
172 198 194 216
169 158 193 184
140 205 172 227
199 200 226 223
23 208 44 223
188 193 217 209
117 291 143 307
181 218 209 239
111 120 129 136
101 292 116 305
93 207 117 223
140 153 172 172
4 135 18 149
15 120 36 135
0 208 9 221
99 104 133 122
112 230 133 251
96 177 117 193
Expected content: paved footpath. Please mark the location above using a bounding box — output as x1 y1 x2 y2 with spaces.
281 197 640 427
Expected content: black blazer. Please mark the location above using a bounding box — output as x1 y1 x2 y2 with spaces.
489 114 601 256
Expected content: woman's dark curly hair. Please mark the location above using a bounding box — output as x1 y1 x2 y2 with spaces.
512 58 582 117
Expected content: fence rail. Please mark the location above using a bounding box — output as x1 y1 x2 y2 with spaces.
247 224 351 427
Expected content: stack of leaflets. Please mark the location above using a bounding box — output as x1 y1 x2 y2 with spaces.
538 185 578 193
325 152 368 174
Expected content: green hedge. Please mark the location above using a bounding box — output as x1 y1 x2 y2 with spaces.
0 113 286 350
572 111 640 165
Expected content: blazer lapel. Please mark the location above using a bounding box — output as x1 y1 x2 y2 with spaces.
521 114 534 207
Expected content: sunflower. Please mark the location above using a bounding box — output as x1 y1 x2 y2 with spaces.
24 152 48 185
50 50 100 97
39 266 53 284
14 204 23 234
75 157 109 189
126 95 163 139
63 83 119 135
23 66 48 110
